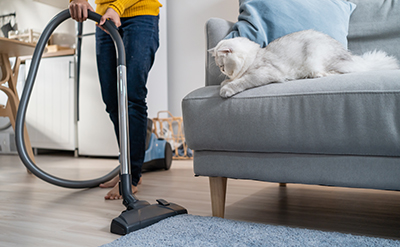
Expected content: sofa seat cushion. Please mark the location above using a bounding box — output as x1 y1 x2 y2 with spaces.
182 70 400 157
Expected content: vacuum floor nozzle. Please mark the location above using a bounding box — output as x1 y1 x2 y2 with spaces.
111 199 188 235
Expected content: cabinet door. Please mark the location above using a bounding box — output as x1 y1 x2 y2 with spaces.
25 56 77 150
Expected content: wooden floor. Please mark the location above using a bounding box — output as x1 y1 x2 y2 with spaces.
1 152 400 247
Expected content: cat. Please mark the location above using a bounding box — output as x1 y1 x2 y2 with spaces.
209 29 400 98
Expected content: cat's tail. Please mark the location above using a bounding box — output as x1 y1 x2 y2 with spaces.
337 50 399 73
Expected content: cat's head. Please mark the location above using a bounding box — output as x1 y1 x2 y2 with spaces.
209 37 259 79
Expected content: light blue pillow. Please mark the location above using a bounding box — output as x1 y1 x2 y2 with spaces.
225 0 356 48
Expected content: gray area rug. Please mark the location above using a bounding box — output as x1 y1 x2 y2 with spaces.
102 214 400 247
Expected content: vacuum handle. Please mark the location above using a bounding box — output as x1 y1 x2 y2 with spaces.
87 10 125 66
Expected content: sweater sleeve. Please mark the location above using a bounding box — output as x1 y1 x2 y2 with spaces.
108 0 141 16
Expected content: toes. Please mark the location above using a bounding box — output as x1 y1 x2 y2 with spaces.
105 194 122 200
104 186 120 200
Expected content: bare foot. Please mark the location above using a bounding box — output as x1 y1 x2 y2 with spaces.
104 182 138 200
99 175 119 188
100 176 142 188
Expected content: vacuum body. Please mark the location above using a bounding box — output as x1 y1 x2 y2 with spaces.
143 133 172 171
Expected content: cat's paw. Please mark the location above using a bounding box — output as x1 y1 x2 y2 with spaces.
220 85 236 98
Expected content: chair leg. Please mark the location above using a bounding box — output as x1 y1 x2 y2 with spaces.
2 89 36 170
0 55 34 173
209 176 227 218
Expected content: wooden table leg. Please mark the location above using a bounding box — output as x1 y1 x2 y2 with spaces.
0 54 35 171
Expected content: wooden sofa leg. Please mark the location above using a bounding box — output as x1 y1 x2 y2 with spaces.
279 183 287 187
209 177 227 218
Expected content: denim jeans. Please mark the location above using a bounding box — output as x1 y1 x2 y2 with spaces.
95 15 159 186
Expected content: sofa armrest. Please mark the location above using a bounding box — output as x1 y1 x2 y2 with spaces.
205 18 234 86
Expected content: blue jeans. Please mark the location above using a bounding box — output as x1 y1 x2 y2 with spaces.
95 15 159 186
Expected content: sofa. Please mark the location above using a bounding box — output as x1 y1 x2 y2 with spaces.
182 0 400 218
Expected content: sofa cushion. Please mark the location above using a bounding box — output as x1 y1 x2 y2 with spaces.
182 70 400 157
224 0 356 48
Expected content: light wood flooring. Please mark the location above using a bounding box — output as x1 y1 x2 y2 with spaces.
1 152 400 246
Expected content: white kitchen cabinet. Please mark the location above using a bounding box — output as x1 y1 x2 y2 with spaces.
25 55 77 151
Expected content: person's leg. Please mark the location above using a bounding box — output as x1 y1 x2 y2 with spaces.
96 26 132 199
95 15 159 199
121 15 160 186
95 26 118 136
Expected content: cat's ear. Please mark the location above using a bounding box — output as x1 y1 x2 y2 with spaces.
217 48 232 55
208 48 232 56
208 48 216 56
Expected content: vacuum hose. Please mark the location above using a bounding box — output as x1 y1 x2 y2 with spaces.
15 9 125 188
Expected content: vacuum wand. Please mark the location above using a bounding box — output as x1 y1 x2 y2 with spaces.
116 63 139 208
117 65 129 176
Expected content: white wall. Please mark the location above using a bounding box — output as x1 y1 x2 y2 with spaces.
0 0 74 38
166 0 238 116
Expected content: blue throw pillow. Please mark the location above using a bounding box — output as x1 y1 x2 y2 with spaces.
225 0 356 48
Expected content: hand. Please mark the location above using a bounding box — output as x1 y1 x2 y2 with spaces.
97 8 121 33
69 0 94 22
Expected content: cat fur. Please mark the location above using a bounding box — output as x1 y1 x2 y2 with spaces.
210 30 400 98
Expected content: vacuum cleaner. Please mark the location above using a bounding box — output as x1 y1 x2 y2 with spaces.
15 9 187 235
142 118 173 172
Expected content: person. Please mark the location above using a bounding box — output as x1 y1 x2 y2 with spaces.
68 0 162 199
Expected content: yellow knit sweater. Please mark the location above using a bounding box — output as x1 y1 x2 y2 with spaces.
70 0 162 17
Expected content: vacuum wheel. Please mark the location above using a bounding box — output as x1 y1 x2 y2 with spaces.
164 141 172 170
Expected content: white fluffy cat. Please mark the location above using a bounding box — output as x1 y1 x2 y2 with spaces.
210 29 400 98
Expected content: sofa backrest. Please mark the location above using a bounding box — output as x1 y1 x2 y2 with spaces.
205 0 400 87
347 0 400 60
205 18 234 86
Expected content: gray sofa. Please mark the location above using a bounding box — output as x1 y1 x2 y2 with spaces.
182 0 400 218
